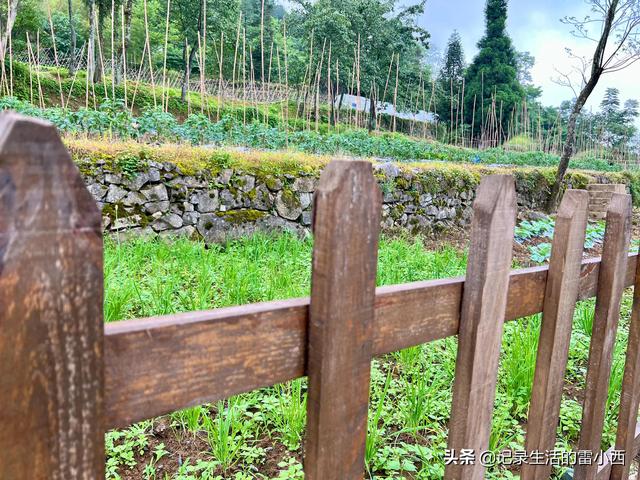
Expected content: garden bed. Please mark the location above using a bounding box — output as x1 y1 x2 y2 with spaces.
104 232 635 479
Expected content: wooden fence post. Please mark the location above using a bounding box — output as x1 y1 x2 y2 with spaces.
304 160 381 479
0 114 104 479
610 238 640 480
575 193 632 480
444 175 516 480
521 190 589 480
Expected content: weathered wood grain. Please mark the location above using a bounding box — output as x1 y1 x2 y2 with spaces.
575 193 632 480
0 114 104 479
597 423 640 480
103 253 639 429
304 161 381 479
521 190 589 480
444 175 516 480
610 243 640 480
105 299 308 428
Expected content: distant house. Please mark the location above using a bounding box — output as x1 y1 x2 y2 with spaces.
334 93 437 124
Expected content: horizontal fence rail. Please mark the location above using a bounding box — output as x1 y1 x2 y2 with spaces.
104 254 639 428
3 113 640 479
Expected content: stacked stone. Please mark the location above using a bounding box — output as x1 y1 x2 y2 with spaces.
83 159 483 243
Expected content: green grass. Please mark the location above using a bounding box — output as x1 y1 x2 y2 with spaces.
104 233 467 321
104 233 631 479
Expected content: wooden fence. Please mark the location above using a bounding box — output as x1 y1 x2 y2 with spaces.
1 113 640 479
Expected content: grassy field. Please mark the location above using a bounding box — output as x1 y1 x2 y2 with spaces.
104 233 632 479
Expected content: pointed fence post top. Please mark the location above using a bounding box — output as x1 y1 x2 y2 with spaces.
0 113 104 479
0 112 101 236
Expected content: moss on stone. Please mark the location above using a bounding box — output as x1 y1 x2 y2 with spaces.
215 209 266 224
260 174 283 190
65 138 640 208
280 188 301 210
102 202 153 228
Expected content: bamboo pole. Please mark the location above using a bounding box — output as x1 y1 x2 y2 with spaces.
249 45 260 120
46 5 65 107
130 40 148 113
217 31 224 121
232 12 241 101
326 40 331 133
121 5 128 109
260 0 265 84
282 17 289 146
161 0 171 111
242 27 246 126
460 78 465 147
314 38 326 133
392 53 399 133
35 32 45 108
94 9 109 101
26 33 34 105
111 0 115 99
0 10 8 96
265 39 273 124
197 33 205 115
142 0 156 107
470 94 477 144
8 1 12 98
355 34 361 128
65 42 86 108
334 58 339 130
379 52 394 132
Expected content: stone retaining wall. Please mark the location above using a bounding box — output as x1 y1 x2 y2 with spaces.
81 158 612 243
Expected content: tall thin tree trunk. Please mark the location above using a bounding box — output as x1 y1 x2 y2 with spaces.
368 84 376 134
546 0 618 212
546 79 599 211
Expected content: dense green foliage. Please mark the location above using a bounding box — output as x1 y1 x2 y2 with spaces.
3 95 631 174
289 0 430 105
103 234 632 479
463 0 522 129
31 0 431 110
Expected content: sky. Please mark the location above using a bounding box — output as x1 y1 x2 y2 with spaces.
418 0 640 123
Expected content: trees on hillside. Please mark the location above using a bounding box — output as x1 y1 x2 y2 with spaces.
289 0 430 110
547 0 640 211
463 0 522 137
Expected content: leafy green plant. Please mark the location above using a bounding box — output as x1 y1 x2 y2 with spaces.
501 316 541 410
529 242 552 263
515 217 554 243
171 405 206 434
105 422 152 479
585 221 606 249
275 457 304 479
269 379 307 451
365 367 393 475
205 399 246 471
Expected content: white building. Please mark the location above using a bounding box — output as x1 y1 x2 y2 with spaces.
335 93 437 123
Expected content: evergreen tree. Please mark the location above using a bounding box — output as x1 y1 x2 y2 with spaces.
463 0 522 138
597 88 638 150
600 87 621 118
436 31 465 126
